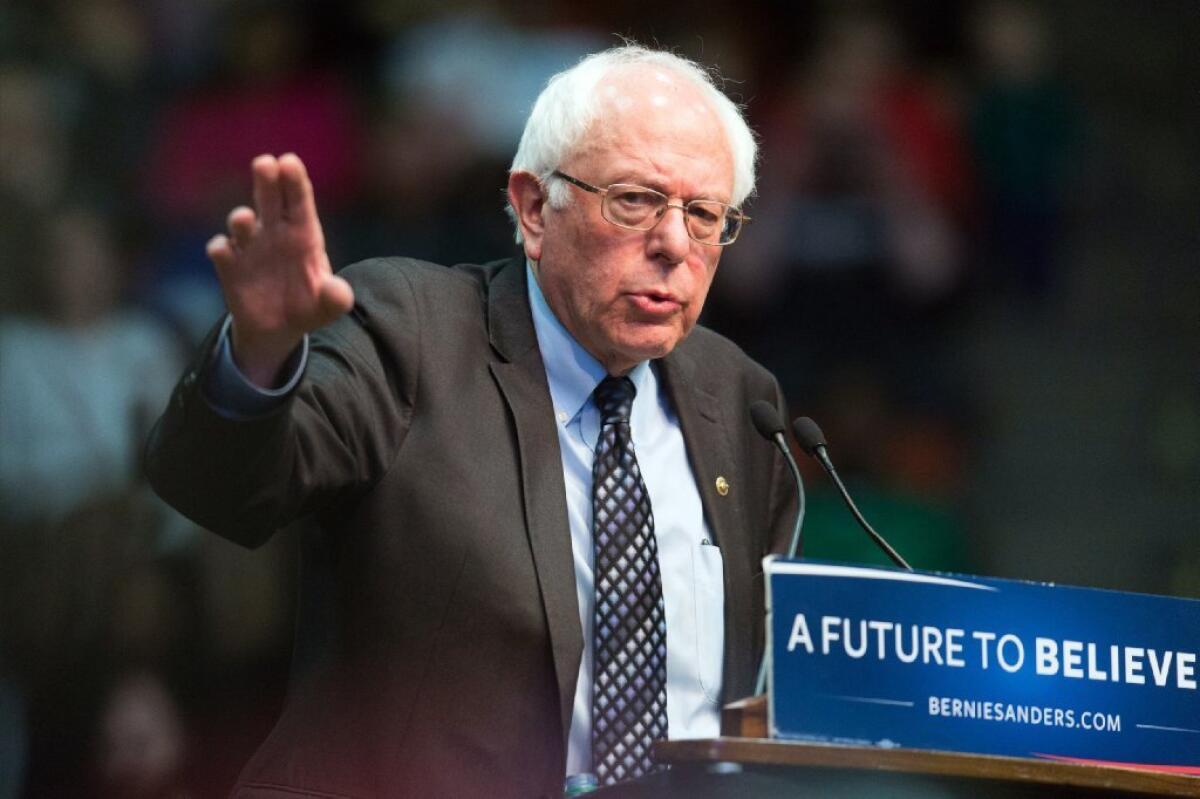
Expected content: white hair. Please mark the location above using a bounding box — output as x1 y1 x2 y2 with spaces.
508 44 758 242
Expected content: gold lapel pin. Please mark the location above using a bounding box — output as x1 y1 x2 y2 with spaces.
715 476 730 496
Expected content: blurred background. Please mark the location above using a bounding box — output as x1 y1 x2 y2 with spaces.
0 0 1195 795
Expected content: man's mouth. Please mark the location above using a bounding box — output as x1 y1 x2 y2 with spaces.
627 291 681 316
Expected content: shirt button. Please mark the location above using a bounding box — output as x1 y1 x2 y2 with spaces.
557 411 568 423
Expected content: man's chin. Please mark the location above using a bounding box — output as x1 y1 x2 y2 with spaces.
609 331 684 367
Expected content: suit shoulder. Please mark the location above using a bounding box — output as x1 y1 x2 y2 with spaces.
337 256 518 306
336 257 471 302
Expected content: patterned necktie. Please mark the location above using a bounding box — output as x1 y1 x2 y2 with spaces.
590 375 668 785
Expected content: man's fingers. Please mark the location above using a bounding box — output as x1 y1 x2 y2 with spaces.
206 234 237 271
278 153 319 226
226 206 258 248
316 275 355 325
252 155 284 225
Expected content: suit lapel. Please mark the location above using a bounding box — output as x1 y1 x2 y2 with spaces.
486 260 582 750
660 347 757 702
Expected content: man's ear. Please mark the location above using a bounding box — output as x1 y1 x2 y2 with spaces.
507 171 547 262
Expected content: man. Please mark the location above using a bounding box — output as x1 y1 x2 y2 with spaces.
147 45 795 797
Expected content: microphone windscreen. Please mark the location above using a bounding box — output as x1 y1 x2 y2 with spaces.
749 400 784 440
791 416 827 456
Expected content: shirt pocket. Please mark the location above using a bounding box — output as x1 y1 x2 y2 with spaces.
691 542 726 705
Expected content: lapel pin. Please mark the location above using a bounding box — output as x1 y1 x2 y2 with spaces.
715 476 729 496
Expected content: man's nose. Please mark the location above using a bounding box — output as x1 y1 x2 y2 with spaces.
646 203 692 264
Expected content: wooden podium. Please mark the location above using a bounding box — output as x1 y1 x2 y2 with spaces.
614 696 1200 798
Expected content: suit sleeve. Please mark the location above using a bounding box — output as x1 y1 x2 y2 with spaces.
203 314 309 419
144 260 421 548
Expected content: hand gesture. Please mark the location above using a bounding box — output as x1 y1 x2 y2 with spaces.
206 153 354 387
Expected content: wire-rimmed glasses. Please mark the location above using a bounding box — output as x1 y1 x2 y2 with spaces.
552 170 749 246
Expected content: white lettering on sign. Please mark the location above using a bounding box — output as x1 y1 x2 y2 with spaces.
787 613 814 654
777 614 1198 691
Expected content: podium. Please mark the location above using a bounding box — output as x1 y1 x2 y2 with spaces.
641 696 1200 797
596 561 1200 797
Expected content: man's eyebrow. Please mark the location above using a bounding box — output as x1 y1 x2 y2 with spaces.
613 174 729 203
607 173 667 192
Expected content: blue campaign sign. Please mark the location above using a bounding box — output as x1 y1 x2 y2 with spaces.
765 559 1200 774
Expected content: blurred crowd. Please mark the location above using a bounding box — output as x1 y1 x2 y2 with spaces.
0 0 1116 795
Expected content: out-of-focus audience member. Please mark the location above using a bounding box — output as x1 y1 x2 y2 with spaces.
724 10 972 314
383 11 604 159
140 3 363 343
335 11 604 267
0 64 70 211
53 0 162 217
143 5 360 225
969 1 1078 300
0 205 182 525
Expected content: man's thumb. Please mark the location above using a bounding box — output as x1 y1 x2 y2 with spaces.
316 275 355 326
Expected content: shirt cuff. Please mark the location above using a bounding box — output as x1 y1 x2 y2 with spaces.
202 315 308 419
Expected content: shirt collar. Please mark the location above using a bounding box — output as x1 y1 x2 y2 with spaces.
526 261 653 429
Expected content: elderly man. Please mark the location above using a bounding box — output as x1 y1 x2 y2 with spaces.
147 45 794 797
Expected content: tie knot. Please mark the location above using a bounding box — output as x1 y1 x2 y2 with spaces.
593 375 636 426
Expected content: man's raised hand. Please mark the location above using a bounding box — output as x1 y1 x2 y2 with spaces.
206 153 354 388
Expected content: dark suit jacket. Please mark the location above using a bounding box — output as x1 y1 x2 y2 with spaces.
146 256 795 798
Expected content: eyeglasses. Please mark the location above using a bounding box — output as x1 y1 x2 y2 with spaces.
552 170 749 246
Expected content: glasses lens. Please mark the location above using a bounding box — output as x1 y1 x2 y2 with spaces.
602 186 664 229
596 181 743 245
685 201 725 243
684 201 742 245
719 209 743 244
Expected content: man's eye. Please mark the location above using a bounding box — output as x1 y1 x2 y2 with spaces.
688 205 721 224
613 190 656 207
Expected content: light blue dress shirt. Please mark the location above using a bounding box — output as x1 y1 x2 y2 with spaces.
525 265 724 778
203 264 725 778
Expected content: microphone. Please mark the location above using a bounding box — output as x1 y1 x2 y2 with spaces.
791 416 912 571
749 401 806 561
748 400 808 695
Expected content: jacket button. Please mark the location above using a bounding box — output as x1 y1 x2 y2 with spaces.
715 476 729 496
